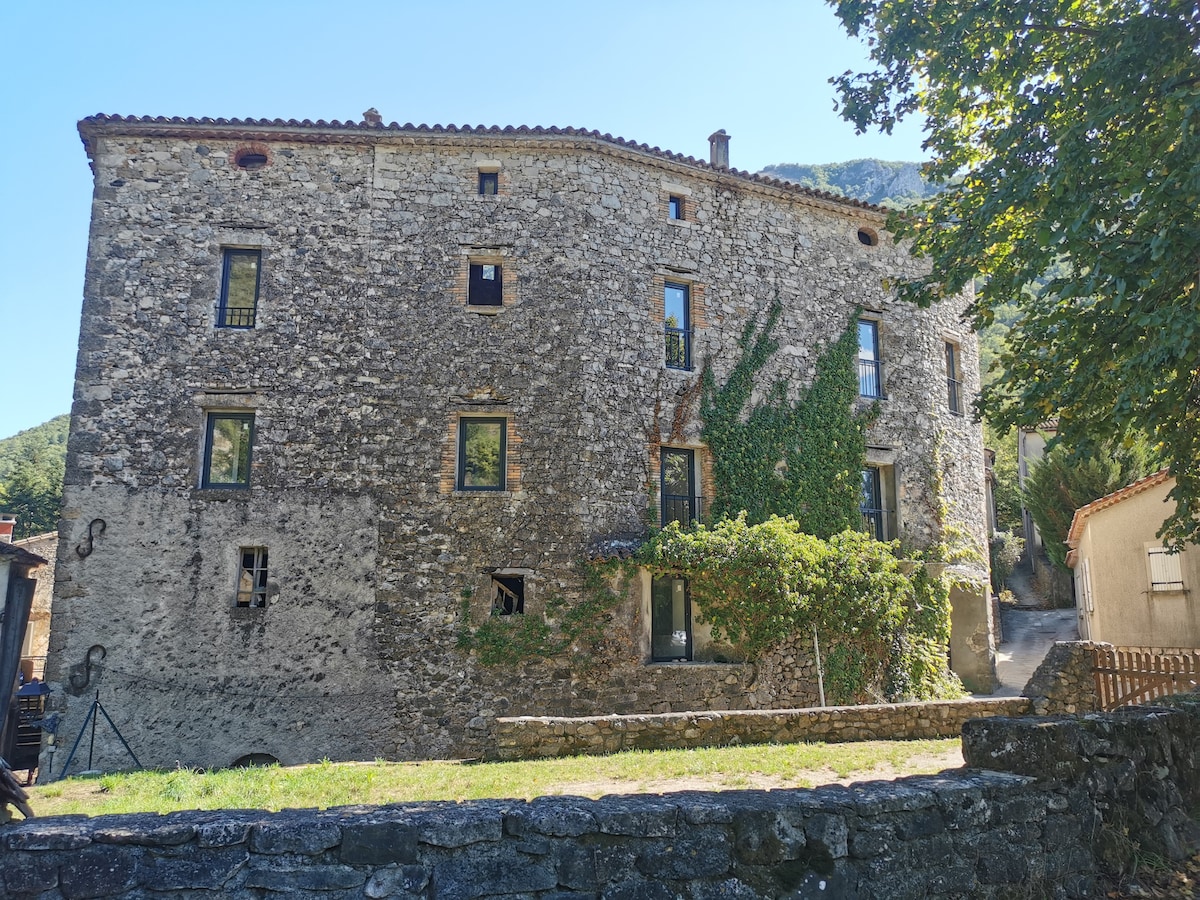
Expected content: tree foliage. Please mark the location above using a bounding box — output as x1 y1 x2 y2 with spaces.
638 515 962 702
1023 436 1160 570
0 415 68 538
829 0 1200 545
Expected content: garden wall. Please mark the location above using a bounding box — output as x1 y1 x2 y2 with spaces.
3 694 1198 899
491 697 1032 760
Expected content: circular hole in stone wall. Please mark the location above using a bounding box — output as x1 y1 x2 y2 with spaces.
857 227 879 246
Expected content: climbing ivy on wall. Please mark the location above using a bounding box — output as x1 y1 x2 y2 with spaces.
701 298 874 538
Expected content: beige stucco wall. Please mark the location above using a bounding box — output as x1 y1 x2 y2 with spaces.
1073 479 1200 648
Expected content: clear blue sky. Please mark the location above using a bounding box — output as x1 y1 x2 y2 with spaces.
0 0 926 440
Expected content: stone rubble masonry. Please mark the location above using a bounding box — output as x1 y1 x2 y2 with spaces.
4 697 1199 899
491 697 1033 761
46 115 992 770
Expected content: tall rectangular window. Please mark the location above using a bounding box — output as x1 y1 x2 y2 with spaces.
664 282 692 370
236 547 269 608
469 263 503 306
858 319 883 398
203 413 254 489
861 466 890 540
218 249 261 328
661 448 699 525
668 195 683 220
1148 547 1184 591
457 418 507 491
651 576 692 661
946 341 963 414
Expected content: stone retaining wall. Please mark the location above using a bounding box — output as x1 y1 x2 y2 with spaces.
3 696 1198 899
491 697 1032 761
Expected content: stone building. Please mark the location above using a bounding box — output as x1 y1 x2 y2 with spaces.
45 112 993 771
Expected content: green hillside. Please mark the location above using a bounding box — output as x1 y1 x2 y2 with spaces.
0 414 69 539
758 159 938 209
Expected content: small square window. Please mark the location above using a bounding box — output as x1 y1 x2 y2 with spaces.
236 547 269 608
492 575 524 615
203 413 254 488
218 249 261 328
457 417 507 491
668 195 683 220
469 263 503 306
479 172 499 195
664 282 692 370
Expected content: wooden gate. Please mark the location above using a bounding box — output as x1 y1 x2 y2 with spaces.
1091 647 1200 711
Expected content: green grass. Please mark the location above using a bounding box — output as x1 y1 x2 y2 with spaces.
24 739 961 819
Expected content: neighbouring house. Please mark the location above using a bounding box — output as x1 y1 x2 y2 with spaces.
1067 469 1199 649
1017 420 1058 572
0 516 49 772
12 529 57 684
44 111 994 771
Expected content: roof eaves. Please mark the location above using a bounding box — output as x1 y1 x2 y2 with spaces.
1066 468 1173 549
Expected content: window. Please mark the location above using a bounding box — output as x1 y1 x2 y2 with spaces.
478 172 498 195
468 263 503 307
202 413 254 488
858 319 883 398
457 418 506 491
218 249 262 328
946 341 963 414
492 575 524 615
664 282 692 370
860 466 892 540
668 195 683 220
661 448 700 525
651 576 692 661
236 547 269 608
1148 547 1184 592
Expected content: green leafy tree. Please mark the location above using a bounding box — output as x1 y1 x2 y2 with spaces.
1023 437 1159 570
828 0 1200 546
0 416 68 538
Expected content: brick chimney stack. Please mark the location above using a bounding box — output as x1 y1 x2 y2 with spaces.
0 515 15 543
708 129 730 169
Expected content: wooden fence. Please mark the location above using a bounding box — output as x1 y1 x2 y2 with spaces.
1091 647 1200 711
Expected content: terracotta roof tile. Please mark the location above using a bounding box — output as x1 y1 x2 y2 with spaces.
1066 468 1173 548
77 114 887 214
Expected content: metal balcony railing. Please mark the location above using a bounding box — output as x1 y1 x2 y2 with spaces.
948 376 963 415
860 507 894 541
858 359 883 398
662 494 704 526
665 327 692 370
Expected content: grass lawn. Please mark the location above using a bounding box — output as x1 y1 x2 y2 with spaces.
24 738 962 819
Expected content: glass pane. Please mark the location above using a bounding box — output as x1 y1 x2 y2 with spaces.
226 254 259 309
462 420 504 488
664 283 688 328
207 416 252 486
857 320 877 361
651 577 690 660
662 449 692 496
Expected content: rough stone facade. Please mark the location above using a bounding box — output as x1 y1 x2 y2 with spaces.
13 532 56 681
46 114 991 770
4 698 1199 898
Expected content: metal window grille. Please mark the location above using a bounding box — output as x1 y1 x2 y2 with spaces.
236 547 269 607
1148 547 1184 591
217 249 261 328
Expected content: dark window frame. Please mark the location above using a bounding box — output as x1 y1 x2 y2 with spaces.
468 263 504 307
668 195 683 220
664 281 692 370
661 447 699 526
456 417 508 492
946 341 963 415
478 171 499 195
860 465 890 540
202 412 255 489
858 319 884 398
236 546 269 608
217 249 262 328
651 575 693 662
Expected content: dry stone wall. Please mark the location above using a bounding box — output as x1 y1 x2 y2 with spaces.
47 117 991 769
5 697 1199 899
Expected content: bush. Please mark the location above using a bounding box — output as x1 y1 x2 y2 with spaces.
988 530 1025 591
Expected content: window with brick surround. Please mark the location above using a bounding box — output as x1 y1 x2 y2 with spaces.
457 417 507 491
668 195 684 220
203 412 254 489
479 172 498 195
664 282 692 370
217 249 261 328
236 547 269 608
469 263 503 307
661 447 701 525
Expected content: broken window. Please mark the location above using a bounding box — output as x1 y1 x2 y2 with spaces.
491 575 524 615
468 263 503 306
236 547 269 608
218 249 261 328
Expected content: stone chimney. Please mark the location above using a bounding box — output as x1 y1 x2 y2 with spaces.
363 108 383 127
0 515 15 543
708 129 730 169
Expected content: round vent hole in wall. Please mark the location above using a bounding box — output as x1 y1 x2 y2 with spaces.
235 151 269 170
857 227 879 246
